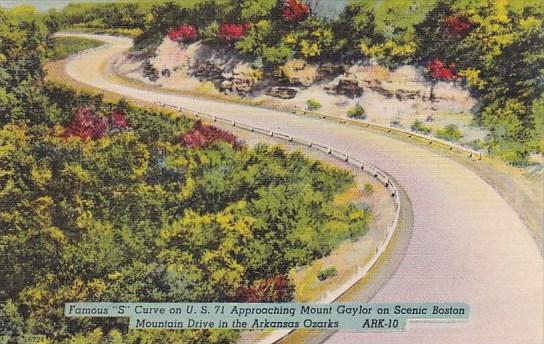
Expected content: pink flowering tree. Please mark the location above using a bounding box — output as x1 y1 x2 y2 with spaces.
426 58 458 99
62 108 129 141
283 0 310 23
181 121 239 148
218 23 250 41
167 24 199 43
444 15 472 38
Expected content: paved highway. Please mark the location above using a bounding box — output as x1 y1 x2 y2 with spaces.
60 34 543 344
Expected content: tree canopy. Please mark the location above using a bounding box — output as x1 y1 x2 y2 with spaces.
0 8 370 343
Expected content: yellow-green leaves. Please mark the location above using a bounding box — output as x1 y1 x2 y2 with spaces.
458 68 487 89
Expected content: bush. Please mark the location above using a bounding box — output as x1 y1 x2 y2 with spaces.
347 104 366 119
317 266 338 281
167 24 199 43
411 119 431 134
363 183 373 194
436 124 463 142
142 60 159 82
306 98 322 111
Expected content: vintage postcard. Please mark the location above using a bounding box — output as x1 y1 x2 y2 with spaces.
0 1 542 343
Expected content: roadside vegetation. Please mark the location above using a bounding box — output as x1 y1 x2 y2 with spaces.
347 104 366 119
411 120 432 135
436 124 464 143
317 266 338 281
36 0 542 166
306 98 322 111
0 8 371 343
47 36 104 60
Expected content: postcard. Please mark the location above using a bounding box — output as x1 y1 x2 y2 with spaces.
0 1 542 343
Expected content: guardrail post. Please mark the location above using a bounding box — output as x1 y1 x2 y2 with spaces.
344 153 349 162
232 120 236 127
213 115 217 122
327 147 332 154
308 142 313 147
479 151 482 160
250 127 255 132
288 136 293 142
360 163 364 170
269 131 274 137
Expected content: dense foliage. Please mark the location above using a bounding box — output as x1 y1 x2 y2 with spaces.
49 0 543 164
0 8 370 343
415 0 543 163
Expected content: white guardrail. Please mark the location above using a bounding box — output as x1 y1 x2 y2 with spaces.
157 101 402 344
293 106 483 160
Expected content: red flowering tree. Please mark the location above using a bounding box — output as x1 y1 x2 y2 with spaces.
109 110 129 129
218 23 250 41
236 274 295 302
62 107 109 141
62 108 129 141
427 58 458 81
444 15 472 38
283 0 310 23
181 121 238 148
167 24 199 43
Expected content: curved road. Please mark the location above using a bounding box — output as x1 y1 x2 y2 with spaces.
60 34 542 344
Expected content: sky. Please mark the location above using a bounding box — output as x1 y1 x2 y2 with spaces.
1 1 72 10
0 0 348 14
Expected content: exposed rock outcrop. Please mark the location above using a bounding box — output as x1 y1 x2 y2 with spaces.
266 87 298 99
279 59 319 87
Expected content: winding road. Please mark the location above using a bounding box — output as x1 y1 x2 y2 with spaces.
59 34 542 344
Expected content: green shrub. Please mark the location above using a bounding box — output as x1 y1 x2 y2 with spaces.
306 99 322 111
347 104 366 119
363 183 374 194
142 60 159 82
317 266 338 281
435 124 463 142
410 119 431 134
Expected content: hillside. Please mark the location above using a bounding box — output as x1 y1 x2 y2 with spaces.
48 0 543 166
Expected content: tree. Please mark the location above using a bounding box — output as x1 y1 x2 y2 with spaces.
167 24 199 43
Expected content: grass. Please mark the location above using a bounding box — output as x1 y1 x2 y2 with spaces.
47 36 104 61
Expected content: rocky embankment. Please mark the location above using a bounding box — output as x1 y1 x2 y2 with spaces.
112 37 484 141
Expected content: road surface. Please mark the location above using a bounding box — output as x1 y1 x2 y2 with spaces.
59 34 543 344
